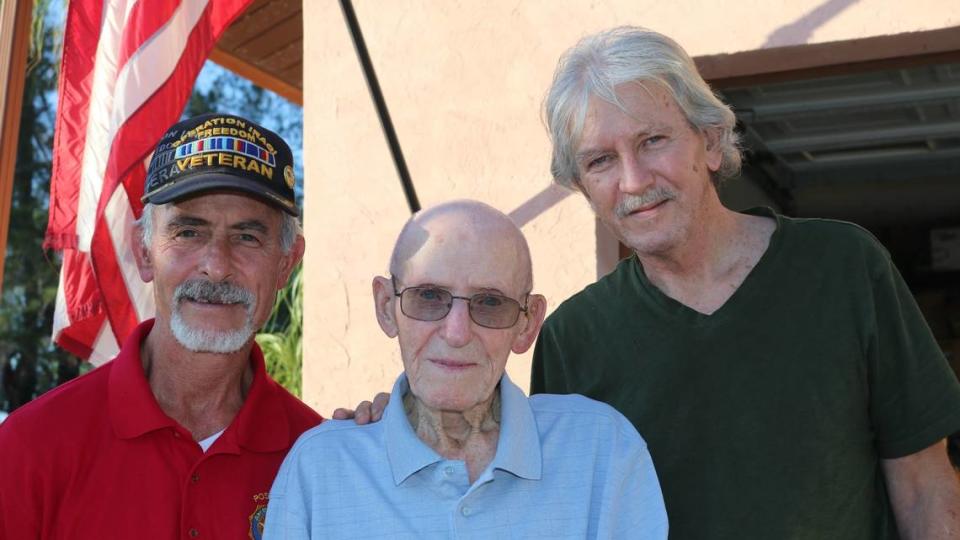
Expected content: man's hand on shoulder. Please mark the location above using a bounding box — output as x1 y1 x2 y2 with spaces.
331 392 390 424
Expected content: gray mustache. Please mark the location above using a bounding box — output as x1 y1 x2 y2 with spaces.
174 279 254 307
615 187 676 218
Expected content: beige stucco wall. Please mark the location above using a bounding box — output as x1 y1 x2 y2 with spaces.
301 0 960 416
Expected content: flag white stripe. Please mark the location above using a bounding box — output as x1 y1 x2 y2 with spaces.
89 321 120 366
77 0 138 251
52 262 71 341
104 185 156 322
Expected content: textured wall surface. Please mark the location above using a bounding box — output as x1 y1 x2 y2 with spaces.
301 0 960 415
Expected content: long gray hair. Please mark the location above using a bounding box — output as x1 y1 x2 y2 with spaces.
544 26 741 188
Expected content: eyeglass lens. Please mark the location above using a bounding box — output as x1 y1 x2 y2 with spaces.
400 287 522 329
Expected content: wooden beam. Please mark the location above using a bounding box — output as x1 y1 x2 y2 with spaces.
699 26 960 89
209 46 303 105
0 0 34 291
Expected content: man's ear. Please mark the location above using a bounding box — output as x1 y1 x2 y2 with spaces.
702 127 723 173
512 293 547 354
276 234 306 290
131 222 155 283
372 276 399 338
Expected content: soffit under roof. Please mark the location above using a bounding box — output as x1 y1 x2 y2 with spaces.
212 0 303 104
719 61 960 226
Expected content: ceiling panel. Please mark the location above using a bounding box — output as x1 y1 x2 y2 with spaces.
720 62 960 225
212 0 303 104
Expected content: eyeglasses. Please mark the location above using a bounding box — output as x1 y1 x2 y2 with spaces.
391 276 528 329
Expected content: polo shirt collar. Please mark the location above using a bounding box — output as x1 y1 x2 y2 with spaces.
109 320 176 439
383 372 542 485
486 373 542 481
109 319 290 452
232 343 290 453
384 374 444 485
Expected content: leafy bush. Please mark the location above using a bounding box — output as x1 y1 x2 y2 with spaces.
256 265 303 397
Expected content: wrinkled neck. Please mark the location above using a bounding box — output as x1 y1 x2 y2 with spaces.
404 388 501 483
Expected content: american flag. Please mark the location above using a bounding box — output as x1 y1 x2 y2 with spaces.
44 0 253 364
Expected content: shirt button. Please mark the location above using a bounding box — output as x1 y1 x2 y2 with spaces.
191 473 200 483
188 528 199 537
443 466 454 477
461 505 472 517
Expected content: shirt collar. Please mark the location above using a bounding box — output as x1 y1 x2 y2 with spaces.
383 372 543 485
109 320 176 439
384 374 444 485
486 372 542 481
232 343 290 453
109 319 290 452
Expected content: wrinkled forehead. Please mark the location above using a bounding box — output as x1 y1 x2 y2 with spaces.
396 221 528 295
584 80 677 126
156 191 281 221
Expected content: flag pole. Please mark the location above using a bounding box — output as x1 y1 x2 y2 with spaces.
339 0 420 214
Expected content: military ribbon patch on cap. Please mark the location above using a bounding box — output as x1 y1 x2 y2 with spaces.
142 112 299 216
174 136 277 180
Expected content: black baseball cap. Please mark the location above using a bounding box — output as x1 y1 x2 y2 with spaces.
142 113 298 215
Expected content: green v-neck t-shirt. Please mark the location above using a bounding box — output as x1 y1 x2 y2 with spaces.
531 208 960 539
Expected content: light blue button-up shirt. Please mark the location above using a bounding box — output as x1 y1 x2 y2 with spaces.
264 373 667 539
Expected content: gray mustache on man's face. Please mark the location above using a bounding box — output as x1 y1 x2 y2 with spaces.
615 187 677 218
174 279 254 307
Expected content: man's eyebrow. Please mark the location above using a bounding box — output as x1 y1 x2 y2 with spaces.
475 287 507 296
230 220 269 233
166 216 209 229
574 148 606 165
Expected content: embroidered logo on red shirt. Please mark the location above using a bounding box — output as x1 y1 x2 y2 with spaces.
249 492 269 540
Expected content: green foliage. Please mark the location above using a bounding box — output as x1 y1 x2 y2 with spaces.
256 266 303 397
0 1 76 412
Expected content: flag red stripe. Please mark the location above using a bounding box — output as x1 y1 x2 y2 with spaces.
45 1 105 250
93 163 149 344
90 213 140 343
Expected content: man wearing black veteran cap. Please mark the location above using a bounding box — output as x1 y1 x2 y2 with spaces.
0 113 321 540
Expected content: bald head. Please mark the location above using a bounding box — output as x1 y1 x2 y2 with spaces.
389 200 533 294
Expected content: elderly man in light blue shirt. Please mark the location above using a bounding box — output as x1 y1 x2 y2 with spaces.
264 200 667 539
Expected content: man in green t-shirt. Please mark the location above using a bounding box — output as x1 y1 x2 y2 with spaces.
532 26 960 539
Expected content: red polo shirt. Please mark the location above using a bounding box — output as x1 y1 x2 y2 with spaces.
0 320 322 539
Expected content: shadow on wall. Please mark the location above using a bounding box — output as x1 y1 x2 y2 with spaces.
763 0 861 48
508 184 572 228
